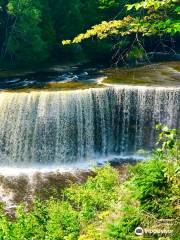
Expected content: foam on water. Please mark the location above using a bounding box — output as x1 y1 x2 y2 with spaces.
0 86 179 167
0 154 145 176
0 84 179 208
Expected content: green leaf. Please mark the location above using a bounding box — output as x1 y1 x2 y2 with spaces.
126 4 134 11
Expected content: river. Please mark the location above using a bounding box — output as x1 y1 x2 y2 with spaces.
0 61 179 208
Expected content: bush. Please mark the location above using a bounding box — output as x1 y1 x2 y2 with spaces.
0 126 179 239
129 159 175 217
46 201 80 240
0 165 120 239
106 125 180 239
65 165 119 221
106 211 142 240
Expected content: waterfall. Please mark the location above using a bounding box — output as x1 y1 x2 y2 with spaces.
0 86 179 166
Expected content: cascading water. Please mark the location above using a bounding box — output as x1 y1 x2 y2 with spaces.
0 86 179 167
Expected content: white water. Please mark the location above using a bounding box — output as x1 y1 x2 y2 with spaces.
0 86 179 167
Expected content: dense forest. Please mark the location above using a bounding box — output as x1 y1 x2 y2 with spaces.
0 0 179 67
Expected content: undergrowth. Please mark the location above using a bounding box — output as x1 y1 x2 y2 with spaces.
0 125 179 240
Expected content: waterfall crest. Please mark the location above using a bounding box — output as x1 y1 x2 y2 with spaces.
0 86 179 166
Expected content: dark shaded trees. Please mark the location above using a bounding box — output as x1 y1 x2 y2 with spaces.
0 0 48 64
0 0 106 66
63 0 180 64
0 0 179 67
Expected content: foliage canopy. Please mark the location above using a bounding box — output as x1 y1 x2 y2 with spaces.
0 0 179 66
63 0 180 45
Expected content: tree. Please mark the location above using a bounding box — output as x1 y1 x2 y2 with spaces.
63 0 180 63
64 0 180 43
0 0 53 65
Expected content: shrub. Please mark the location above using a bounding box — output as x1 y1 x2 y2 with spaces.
129 159 175 217
0 165 120 239
0 126 179 240
64 165 119 221
106 125 180 239
46 201 80 240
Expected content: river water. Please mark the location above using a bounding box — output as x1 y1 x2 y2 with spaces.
0 61 179 207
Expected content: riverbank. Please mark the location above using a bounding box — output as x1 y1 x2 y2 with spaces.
0 126 179 239
103 61 180 86
0 161 131 214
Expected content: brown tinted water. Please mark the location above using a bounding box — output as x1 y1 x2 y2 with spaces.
0 61 179 212
103 61 180 87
